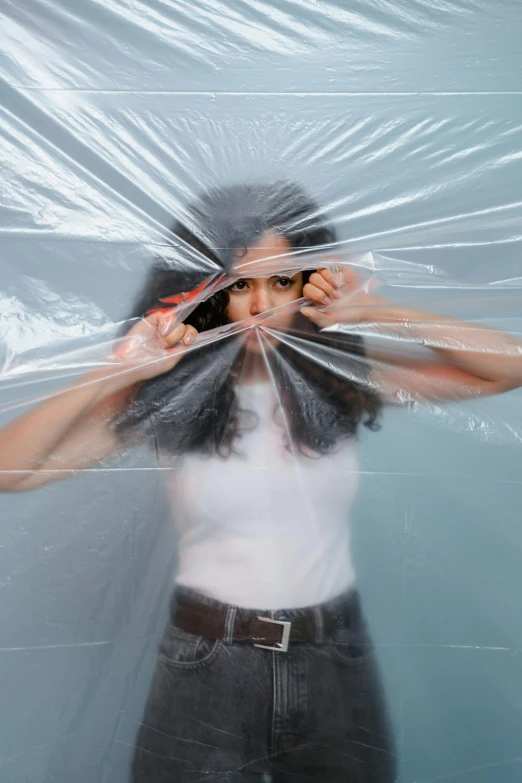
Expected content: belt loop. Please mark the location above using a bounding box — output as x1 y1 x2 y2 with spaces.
313 606 324 643
224 605 237 644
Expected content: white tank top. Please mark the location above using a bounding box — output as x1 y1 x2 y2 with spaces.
167 382 360 609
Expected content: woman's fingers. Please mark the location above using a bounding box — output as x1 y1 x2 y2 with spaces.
128 311 199 350
114 313 199 382
303 267 364 306
162 322 198 348
318 267 343 290
304 273 340 306
320 263 363 290
181 324 198 345
159 322 184 348
303 283 331 306
303 272 341 305
300 306 323 324
300 306 330 328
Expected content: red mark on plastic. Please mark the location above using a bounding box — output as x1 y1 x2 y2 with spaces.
146 274 225 317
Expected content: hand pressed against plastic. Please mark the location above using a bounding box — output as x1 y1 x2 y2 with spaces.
114 311 198 383
302 267 385 329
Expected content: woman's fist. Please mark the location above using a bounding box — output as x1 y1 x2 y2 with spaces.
113 311 198 383
301 267 385 329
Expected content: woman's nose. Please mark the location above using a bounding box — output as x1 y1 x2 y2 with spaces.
250 286 271 316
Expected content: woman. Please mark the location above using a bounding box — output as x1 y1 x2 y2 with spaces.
0 183 521 782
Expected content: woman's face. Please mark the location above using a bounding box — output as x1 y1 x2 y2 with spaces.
225 233 304 349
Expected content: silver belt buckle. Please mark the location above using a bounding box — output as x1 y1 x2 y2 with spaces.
253 617 292 652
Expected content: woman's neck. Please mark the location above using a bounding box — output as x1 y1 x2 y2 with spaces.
237 353 271 385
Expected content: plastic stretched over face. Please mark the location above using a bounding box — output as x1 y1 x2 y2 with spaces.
1 3 522 782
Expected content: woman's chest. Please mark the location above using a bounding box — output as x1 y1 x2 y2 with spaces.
165 427 360 537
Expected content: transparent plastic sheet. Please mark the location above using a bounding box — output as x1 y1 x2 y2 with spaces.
1 3 522 783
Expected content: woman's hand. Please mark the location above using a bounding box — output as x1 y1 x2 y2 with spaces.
113 311 198 384
302 266 522 400
301 267 386 329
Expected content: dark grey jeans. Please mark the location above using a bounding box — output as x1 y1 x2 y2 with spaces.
132 587 396 782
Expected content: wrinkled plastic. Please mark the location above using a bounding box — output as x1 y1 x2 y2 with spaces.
1 2 522 782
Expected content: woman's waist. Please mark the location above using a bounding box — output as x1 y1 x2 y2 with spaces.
175 533 356 610
177 526 352 561
170 581 366 651
173 581 361 619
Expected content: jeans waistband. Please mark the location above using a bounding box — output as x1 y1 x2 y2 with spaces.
172 585 363 644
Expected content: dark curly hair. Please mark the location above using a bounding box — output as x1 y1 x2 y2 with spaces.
119 182 381 457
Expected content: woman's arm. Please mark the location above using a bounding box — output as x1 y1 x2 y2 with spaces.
301 268 522 401
0 314 197 491
0 370 131 491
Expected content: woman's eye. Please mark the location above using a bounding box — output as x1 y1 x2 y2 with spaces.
276 277 294 288
230 280 248 292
